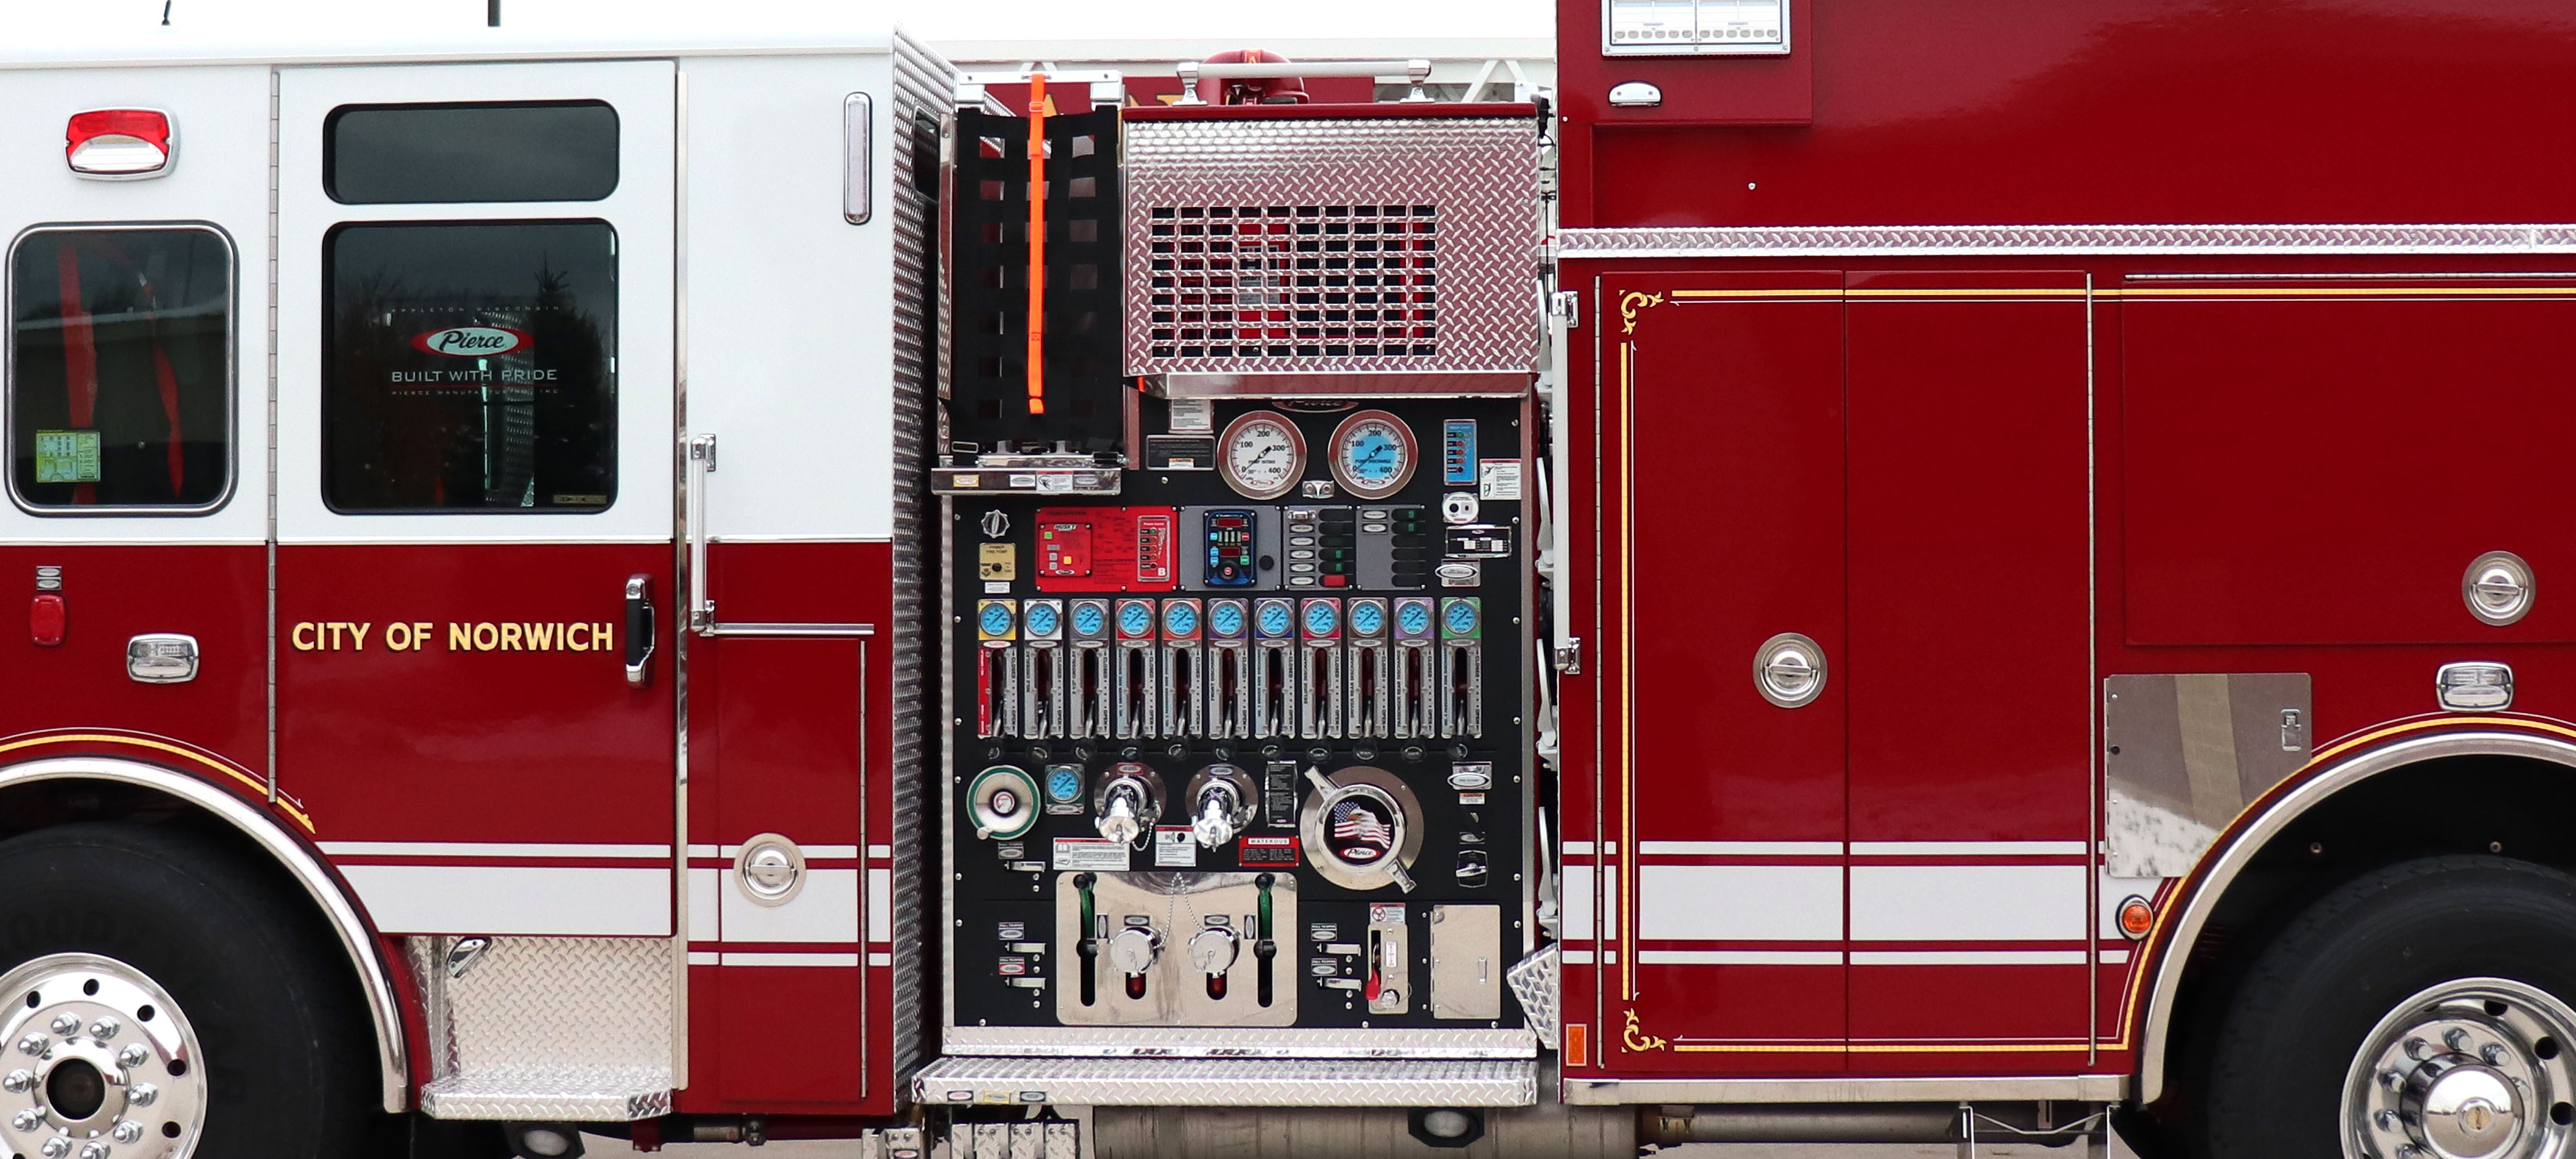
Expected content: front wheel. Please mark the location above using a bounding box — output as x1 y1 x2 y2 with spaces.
2203 855 2576 1159
0 822 373 1159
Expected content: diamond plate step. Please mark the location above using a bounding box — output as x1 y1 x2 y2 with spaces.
418 1064 672 1121
915 1055 1536 1107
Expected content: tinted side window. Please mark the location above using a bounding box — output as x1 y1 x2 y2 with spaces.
323 221 616 512
326 102 619 204
9 226 233 512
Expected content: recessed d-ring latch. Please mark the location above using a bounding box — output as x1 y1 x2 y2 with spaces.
735 834 806 907
2464 551 2535 626
1754 632 1827 708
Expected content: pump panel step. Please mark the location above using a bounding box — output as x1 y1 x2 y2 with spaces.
915 1056 1536 1107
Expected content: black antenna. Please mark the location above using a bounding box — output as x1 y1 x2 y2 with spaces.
160 0 171 25
487 0 500 27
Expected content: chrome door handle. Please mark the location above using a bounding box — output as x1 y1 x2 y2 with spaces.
625 575 656 687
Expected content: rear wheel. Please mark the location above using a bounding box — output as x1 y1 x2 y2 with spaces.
0 822 373 1159
2203 855 2576 1159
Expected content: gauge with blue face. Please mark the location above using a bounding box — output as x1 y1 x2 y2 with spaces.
1397 601 1432 637
1329 410 1417 500
1024 603 1060 637
978 603 1015 637
1304 601 1338 637
1163 601 1199 637
1210 601 1245 637
1045 765 1084 804
1350 601 1385 636
1258 601 1293 638
1443 599 1479 637
1118 602 1154 638
1072 603 1105 637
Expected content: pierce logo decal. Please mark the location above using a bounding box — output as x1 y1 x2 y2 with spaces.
410 326 530 357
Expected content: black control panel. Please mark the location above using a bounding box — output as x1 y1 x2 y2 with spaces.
943 394 1530 1034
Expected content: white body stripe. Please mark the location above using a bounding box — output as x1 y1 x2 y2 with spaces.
720 868 860 943
1850 950 2089 966
1560 865 1617 939
341 865 669 936
1638 840 1840 856
319 841 669 859
1848 840 2086 857
868 868 892 943
719 952 862 968
688 867 722 941
1639 865 1841 941
1639 950 1841 966
1850 865 2086 942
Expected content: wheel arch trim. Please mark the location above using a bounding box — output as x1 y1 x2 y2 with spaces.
2135 725 2576 1104
0 755 409 1113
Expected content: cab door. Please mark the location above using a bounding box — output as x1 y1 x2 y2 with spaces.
273 62 678 937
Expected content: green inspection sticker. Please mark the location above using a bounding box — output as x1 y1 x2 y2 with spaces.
34 430 100 484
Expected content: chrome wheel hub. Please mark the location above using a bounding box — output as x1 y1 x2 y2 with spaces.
0 955 205 1159
2347 979 2576 1159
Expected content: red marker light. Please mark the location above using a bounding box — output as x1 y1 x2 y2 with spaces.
66 109 174 178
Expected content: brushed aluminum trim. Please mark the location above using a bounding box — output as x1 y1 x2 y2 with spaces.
2138 730 2576 1104
942 1023 1536 1057
1558 223 2576 259
0 757 407 1111
1564 1074 2128 1106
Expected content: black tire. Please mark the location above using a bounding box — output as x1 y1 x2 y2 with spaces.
0 822 374 1159
2200 854 2576 1159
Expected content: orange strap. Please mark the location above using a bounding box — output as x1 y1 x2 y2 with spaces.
55 246 98 505
1025 73 1049 416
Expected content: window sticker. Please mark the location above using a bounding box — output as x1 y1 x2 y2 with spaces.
33 430 99 483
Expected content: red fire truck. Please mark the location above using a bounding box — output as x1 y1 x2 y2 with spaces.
9 2 2576 1157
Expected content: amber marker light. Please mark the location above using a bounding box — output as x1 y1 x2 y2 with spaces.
2118 894 2156 940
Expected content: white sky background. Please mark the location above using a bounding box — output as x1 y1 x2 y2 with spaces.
1 0 1553 59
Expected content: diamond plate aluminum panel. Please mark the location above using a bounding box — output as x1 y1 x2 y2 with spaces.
943 1022 1534 1057
916 1055 1537 1107
1557 223 2576 259
417 1065 672 1121
407 936 673 1120
1504 945 1558 1048
1124 115 1542 379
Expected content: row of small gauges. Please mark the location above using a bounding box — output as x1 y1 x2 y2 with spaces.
976 594 1482 643
1208 409 1423 501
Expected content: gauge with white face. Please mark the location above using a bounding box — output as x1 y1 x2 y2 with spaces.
1218 412 1306 500
1329 410 1417 500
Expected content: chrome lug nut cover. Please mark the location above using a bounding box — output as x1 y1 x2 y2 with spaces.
84 1018 116 1043
112 1045 145 1070
16 1035 47 1057
0 1068 30 1093
77 1141 108 1159
123 1082 154 1108
109 1121 141 1144
12 1107 45 1132
38 1136 68 1159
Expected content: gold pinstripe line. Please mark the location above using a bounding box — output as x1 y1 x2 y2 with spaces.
0 732 314 832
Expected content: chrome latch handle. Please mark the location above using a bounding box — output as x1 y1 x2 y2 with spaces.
1754 632 1827 709
624 575 656 687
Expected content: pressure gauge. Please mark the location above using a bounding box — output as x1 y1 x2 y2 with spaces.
1328 410 1417 500
1218 412 1307 500
1071 603 1105 637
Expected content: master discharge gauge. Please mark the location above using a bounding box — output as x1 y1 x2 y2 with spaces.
1218 411 1307 500
1328 410 1417 501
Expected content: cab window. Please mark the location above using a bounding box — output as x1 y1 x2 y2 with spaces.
321 220 617 512
8 226 234 512
326 102 619 205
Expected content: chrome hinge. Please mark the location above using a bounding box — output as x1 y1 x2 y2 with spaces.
1553 637 1583 675
1550 291 1580 329
689 433 717 469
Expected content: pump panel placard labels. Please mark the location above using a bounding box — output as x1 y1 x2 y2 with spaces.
1052 837 1129 871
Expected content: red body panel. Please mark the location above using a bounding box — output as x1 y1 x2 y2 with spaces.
681 540 896 1116
278 544 673 845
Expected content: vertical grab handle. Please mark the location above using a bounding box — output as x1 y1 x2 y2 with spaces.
625 575 656 687
687 434 716 633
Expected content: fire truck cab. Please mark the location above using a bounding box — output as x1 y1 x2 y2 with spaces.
9 2 2576 1158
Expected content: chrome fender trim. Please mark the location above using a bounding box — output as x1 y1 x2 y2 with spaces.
2138 729 2576 1104
0 756 409 1112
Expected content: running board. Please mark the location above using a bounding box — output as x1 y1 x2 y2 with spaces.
418 1065 673 1121
915 1056 1538 1107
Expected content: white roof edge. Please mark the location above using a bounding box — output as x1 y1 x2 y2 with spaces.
0 29 901 71
934 35 1554 65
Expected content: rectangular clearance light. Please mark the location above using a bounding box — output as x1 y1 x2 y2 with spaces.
66 109 175 178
